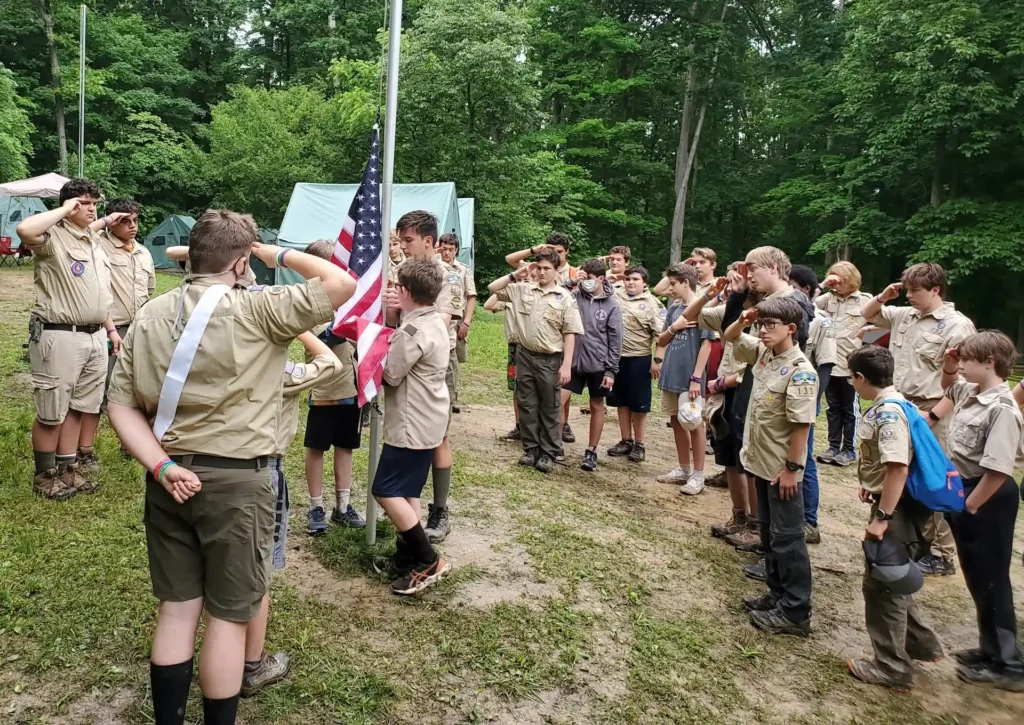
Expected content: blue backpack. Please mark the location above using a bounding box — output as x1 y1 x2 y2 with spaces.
881 399 965 513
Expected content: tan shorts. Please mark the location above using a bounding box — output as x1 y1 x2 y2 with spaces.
660 390 681 418
456 337 468 364
144 464 274 622
30 328 108 424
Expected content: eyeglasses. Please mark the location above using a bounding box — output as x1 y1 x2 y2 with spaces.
760 319 783 330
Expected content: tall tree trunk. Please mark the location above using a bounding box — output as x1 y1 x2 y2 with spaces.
38 0 68 175
931 133 944 206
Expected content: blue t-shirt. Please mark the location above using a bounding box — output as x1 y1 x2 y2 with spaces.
659 302 715 394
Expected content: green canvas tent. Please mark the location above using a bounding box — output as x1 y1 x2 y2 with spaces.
273 183 473 285
457 198 475 272
145 214 195 269
1 196 47 250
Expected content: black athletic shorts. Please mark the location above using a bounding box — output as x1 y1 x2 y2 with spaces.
565 369 609 398
303 404 363 451
371 444 433 498
607 355 653 413
712 387 739 467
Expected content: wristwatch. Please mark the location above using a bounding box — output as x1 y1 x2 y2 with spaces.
927 410 940 423
873 508 894 522
653 356 664 364
784 460 805 473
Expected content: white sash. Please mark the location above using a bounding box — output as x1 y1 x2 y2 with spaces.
152 284 232 442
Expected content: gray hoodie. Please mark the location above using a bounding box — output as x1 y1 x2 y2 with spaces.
572 279 623 378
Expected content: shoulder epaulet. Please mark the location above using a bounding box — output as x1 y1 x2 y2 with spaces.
401 323 418 337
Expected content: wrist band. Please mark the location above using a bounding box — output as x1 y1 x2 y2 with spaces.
103 215 111 228
106 328 116 337
508 273 516 283
154 458 174 482
690 375 702 383
276 249 290 268
942 367 957 375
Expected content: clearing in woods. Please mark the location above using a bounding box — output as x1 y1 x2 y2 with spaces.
1 266 1022 724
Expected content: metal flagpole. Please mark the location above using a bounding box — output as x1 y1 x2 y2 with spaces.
367 0 404 546
78 5 86 177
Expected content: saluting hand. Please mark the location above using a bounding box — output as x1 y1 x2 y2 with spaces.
251 242 284 267
878 282 903 303
514 262 535 281
740 308 759 326
822 274 841 290
62 198 82 216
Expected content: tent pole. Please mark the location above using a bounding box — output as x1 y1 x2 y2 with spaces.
367 0 404 546
78 5 86 177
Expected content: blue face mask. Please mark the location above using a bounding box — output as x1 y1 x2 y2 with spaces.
580 279 598 293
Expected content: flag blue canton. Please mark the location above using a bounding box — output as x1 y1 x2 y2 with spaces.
347 130 382 276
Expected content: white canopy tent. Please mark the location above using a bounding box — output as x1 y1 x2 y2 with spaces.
0 173 71 199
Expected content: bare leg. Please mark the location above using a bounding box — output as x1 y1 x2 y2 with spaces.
513 396 520 425
198 615 248 699
561 389 571 426
617 408 631 441
57 409 83 456
304 449 324 499
690 423 706 471
588 398 606 448
432 438 452 468
244 594 270 662
670 417 691 467
152 598 204 666
725 466 749 514
632 413 648 444
78 412 100 449
376 496 420 530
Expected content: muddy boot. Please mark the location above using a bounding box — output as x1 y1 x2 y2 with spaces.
77 449 99 476
847 658 913 689
705 470 728 488
725 521 761 553
241 651 291 696
33 468 77 501
58 461 97 494
711 511 747 539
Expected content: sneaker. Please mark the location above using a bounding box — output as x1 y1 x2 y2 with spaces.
331 505 366 529
914 554 955 577
816 448 838 465
58 461 96 494
33 468 77 501
628 442 646 463
562 424 576 443
241 651 291 696
847 658 913 689
656 467 689 484
607 439 634 457
743 593 776 612
581 448 598 472
519 451 538 467
424 504 450 544
711 512 747 539
744 559 767 582
373 552 413 577
805 524 821 545
833 450 856 467
956 662 1024 693
749 607 810 637
954 648 989 667
77 451 99 476
535 454 554 474
503 426 521 441
306 506 329 536
679 474 705 496
391 557 452 596
705 470 728 488
553 451 567 464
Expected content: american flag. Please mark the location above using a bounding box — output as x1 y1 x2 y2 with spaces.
331 124 394 406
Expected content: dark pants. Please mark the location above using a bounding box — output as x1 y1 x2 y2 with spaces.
101 324 131 413
825 374 857 453
756 476 812 622
948 476 1024 667
515 347 563 460
864 501 942 678
802 364 833 527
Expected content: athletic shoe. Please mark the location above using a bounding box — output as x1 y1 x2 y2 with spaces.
581 448 598 472
503 426 521 441
607 439 634 457
424 504 450 544
306 506 329 536
535 454 554 474
391 557 452 595
743 593 776 612
804 524 821 545
749 607 810 637
954 648 989 667
679 474 705 496
553 451 567 464
241 652 291 696
628 442 646 463
33 468 77 501
373 552 413 577
711 512 747 539
656 467 689 484
332 505 366 528
955 662 1024 692
562 424 576 443
816 448 838 465
744 559 767 582
833 450 856 467
914 554 955 577
847 658 913 689
705 470 728 488
519 451 538 467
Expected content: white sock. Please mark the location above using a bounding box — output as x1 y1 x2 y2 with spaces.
336 488 351 512
680 465 692 476
310 495 324 510
691 470 705 482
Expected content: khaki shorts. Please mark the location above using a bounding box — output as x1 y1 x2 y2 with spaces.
456 337 468 364
445 347 457 436
660 390 681 419
30 328 108 424
144 465 274 622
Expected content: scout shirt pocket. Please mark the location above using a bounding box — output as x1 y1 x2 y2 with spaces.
918 331 945 363
951 412 985 450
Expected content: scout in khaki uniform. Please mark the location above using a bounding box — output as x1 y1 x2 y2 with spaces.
724 296 817 637
384 211 462 544
606 265 663 462
439 232 477 411
605 245 631 297
929 331 1024 691
371 257 453 595
16 178 119 500
489 248 584 473
505 232 579 287
387 228 405 287
861 262 975 577
107 210 355 725
844 346 942 689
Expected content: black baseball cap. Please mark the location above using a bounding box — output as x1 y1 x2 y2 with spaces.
863 532 924 596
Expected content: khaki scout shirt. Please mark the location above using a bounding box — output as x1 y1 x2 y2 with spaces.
698 304 743 379
452 260 477 300
276 353 342 456
945 379 1024 479
399 256 461 350
496 282 584 355
383 305 451 449
869 302 976 402
31 219 113 325
806 308 838 369
491 300 519 345
387 254 405 287
608 274 627 298
98 231 156 326
815 291 872 376
857 387 913 494
556 263 579 287
107 277 334 457
733 334 818 482
307 323 358 403
618 291 664 357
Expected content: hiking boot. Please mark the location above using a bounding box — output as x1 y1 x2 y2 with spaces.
744 559 767 582
58 461 96 494
954 648 989 667
679 473 705 496
656 467 689 484
580 406 591 415
706 470 728 488
306 506 329 536
711 512 747 539
914 554 955 577
452 405 461 414
833 450 856 467
424 504 450 544
519 450 538 467
628 442 646 463
33 468 77 501
607 439 634 457
805 524 821 545
503 426 521 441
331 505 366 529
743 593 776 612
816 448 838 465
77 451 99 476
391 557 452 595
725 522 762 553
581 448 598 472
241 651 291 696
562 424 576 443
847 658 913 689
535 454 554 474
956 662 1024 693
749 607 810 637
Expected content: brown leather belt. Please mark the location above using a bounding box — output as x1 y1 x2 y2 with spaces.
43 323 102 334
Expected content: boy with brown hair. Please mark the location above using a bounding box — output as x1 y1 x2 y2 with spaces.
438 232 476 413
606 245 631 295
506 232 579 286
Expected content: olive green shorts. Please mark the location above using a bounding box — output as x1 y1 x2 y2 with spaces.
144 465 274 622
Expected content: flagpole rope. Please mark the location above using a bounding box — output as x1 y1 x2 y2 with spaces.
378 0 391 115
